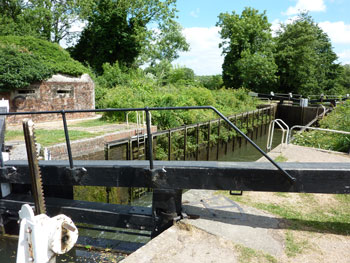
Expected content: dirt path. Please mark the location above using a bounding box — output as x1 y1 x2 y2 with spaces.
260 143 350 162
252 143 350 262
123 144 350 263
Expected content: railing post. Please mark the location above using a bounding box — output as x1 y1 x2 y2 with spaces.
246 113 249 145
207 121 211 161
183 126 187 161
217 120 221 160
252 110 255 128
168 130 171 161
61 111 74 169
232 114 237 151
129 139 133 160
259 109 263 137
104 144 109 161
145 108 153 170
196 124 199 161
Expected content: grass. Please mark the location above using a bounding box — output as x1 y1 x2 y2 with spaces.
235 244 277 263
216 190 350 259
274 192 289 198
285 231 310 257
70 118 114 128
5 129 102 147
274 155 288 162
218 190 350 236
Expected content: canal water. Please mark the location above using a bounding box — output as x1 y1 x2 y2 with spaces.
0 126 283 262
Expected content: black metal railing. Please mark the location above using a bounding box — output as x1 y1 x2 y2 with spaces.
0 105 296 183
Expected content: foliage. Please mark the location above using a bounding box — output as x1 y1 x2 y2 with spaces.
338 64 350 92
217 7 278 92
0 44 53 90
293 100 350 152
140 19 189 65
144 59 173 85
96 66 259 130
275 13 341 95
0 36 88 90
0 0 93 43
196 75 224 90
70 0 188 74
166 66 196 85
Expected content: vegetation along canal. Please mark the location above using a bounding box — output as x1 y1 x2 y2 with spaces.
0 111 283 262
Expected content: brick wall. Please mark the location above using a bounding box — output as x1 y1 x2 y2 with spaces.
0 74 95 124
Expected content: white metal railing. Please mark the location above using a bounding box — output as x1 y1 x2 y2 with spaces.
267 119 290 152
126 111 152 134
316 105 326 119
288 125 350 144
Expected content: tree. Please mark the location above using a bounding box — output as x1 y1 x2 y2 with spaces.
338 64 350 93
70 0 188 74
217 7 278 92
140 19 189 66
275 13 341 95
0 0 93 43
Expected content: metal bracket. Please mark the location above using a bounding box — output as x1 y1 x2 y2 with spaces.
66 167 87 184
0 166 17 180
229 190 243 196
148 167 167 188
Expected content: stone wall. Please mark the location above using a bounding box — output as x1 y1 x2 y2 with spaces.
0 74 95 124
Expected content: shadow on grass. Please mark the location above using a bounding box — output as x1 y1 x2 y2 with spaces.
183 204 350 235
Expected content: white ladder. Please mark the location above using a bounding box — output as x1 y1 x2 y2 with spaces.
267 119 289 152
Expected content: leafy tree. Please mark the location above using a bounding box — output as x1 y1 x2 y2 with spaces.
196 75 223 90
167 66 195 85
217 7 278 92
140 19 189 66
339 64 350 93
70 0 188 74
0 0 93 43
144 59 173 85
275 13 341 95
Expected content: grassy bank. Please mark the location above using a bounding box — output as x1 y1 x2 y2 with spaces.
293 100 350 152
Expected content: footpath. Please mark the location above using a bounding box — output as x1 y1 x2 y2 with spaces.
122 144 350 263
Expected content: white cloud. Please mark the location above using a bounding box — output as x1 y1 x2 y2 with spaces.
190 8 200 18
319 21 350 44
173 27 223 75
284 0 326 15
338 49 350 64
271 19 282 36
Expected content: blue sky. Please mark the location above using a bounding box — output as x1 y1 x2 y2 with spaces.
172 0 350 75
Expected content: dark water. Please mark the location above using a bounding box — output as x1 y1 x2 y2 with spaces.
0 125 282 262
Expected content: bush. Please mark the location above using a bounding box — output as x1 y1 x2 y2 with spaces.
0 36 88 90
97 66 259 130
293 100 350 152
0 45 53 90
196 75 224 90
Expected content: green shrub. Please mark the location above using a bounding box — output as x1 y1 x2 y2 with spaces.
196 75 224 90
0 45 53 90
293 100 350 152
0 36 88 90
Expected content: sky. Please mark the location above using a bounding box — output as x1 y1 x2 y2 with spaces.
172 0 350 75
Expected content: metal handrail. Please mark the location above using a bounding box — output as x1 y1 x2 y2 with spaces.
288 125 350 144
316 105 326 119
267 119 289 153
0 105 296 183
